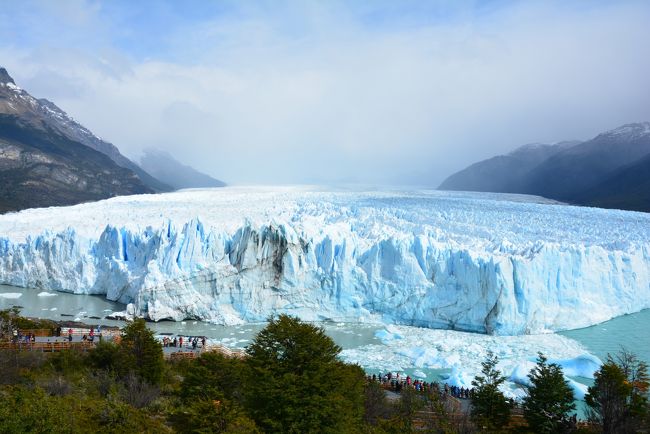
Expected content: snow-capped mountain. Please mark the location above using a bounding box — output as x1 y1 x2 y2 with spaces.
0 67 171 212
439 122 650 212
0 186 648 335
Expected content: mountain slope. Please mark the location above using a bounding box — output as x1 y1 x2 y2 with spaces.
140 148 226 190
439 122 650 212
0 67 171 193
524 123 650 201
0 115 151 213
438 141 579 193
0 67 157 212
575 153 650 212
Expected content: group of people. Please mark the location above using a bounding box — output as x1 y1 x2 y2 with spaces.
369 372 475 400
11 330 36 344
54 326 101 343
161 335 207 350
81 327 98 342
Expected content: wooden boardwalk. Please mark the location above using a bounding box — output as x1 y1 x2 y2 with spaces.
0 341 95 352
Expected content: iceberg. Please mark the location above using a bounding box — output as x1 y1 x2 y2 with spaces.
0 186 648 335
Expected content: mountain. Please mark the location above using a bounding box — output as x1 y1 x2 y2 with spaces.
575 153 650 212
524 123 650 201
438 141 579 193
439 122 650 212
0 67 165 212
0 67 170 193
139 148 226 190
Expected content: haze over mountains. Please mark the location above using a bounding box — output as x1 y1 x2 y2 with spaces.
140 149 226 190
439 122 650 212
0 67 225 213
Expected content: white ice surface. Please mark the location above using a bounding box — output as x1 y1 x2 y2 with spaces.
341 324 600 400
0 186 649 334
0 292 22 299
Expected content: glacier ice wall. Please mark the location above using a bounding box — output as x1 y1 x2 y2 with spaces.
0 187 649 335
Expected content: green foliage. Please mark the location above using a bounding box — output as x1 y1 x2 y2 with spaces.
0 385 170 433
244 314 365 433
179 351 246 404
471 351 512 432
87 340 123 373
119 318 164 385
0 386 76 433
48 347 88 375
523 353 576 434
171 398 260 434
387 386 424 433
0 307 57 335
363 381 392 426
585 349 650 434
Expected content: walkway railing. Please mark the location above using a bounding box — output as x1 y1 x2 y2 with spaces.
0 341 95 352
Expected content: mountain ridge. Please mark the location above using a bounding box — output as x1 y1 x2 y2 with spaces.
0 67 167 212
0 67 171 193
140 148 226 190
439 122 650 212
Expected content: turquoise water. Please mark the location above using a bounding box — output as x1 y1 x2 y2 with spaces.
2 284 649 381
560 308 650 365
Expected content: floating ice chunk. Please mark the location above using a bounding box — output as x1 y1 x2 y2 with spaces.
37 291 57 297
105 311 130 320
567 378 589 400
414 370 427 378
0 292 22 299
509 361 535 387
375 329 401 342
550 354 602 378
443 367 474 388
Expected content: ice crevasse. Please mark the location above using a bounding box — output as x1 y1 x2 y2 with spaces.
0 186 649 335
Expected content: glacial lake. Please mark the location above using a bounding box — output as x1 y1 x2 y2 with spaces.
2 284 649 404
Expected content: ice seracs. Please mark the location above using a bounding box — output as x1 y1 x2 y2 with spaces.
0 186 649 335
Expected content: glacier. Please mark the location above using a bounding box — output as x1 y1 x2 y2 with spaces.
0 186 649 335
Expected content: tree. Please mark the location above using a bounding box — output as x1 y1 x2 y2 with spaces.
523 353 575 434
171 398 260 434
585 349 649 433
178 351 246 404
119 319 164 385
244 314 365 433
363 381 391 427
471 351 512 432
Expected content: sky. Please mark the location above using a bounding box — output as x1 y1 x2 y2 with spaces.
1 0 649 185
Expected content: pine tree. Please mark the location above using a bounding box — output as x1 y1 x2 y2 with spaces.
244 314 365 433
523 353 575 434
471 351 512 432
119 318 164 385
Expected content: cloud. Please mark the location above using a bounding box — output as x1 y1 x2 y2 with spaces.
1 0 649 185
